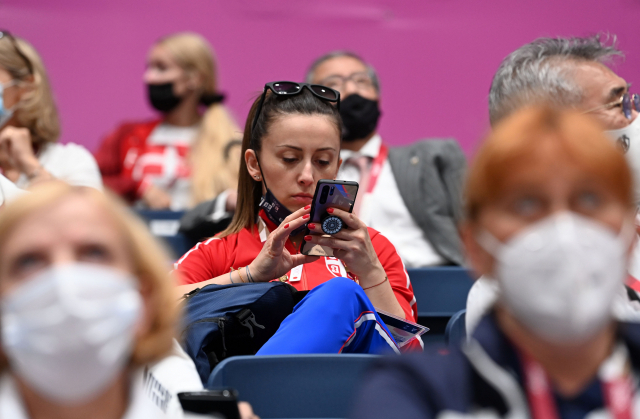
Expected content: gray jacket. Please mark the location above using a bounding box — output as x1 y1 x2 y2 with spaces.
387 139 466 265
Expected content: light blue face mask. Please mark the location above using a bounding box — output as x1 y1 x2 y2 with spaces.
0 80 16 129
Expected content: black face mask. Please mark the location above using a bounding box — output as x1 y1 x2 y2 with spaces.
259 189 307 236
147 83 182 113
339 94 381 142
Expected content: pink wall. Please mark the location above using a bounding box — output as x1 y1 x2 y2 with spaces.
3 0 640 155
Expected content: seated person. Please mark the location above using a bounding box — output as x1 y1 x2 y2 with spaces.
0 182 214 418
180 51 467 269
95 32 240 211
467 35 640 333
175 82 421 354
352 107 640 419
0 31 101 191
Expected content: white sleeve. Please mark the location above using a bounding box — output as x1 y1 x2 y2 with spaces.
465 276 499 336
0 174 27 206
144 340 204 418
41 143 103 191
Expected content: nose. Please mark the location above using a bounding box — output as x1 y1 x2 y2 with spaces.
143 68 157 84
298 160 314 187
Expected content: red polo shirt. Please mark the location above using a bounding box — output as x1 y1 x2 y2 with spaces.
174 211 418 322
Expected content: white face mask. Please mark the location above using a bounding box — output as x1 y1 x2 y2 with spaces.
478 212 630 345
608 115 640 205
1 263 142 403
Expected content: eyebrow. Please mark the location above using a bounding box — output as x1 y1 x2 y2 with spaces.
276 145 337 152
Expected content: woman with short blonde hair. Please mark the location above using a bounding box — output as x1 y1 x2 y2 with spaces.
96 32 240 210
352 107 640 419
0 182 207 418
0 31 102 191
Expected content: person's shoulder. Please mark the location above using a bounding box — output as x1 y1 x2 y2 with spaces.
43 142 92 157
113 118 161 132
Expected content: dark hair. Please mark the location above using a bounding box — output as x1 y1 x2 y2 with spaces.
219 87 342 237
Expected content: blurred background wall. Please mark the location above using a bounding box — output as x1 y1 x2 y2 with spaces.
3 0 640 154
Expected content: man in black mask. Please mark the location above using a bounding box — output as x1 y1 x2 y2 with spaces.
306 51 466 267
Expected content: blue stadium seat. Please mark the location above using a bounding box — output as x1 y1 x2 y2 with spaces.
135 210 191 259
445 309 466 347
207 354 379 419
407 267 475 318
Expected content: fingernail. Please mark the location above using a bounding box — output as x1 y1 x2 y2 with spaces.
308 223 316 229
304 235 312 241
327 208 334 214
304 205 311 210
303 214 310 219
284 223 290 229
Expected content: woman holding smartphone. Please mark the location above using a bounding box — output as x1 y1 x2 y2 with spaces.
174 82 419 354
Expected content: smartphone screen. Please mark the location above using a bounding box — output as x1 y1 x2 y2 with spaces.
301 180 359 256
178 390 240 419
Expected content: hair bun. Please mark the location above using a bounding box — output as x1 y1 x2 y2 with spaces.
200 93 226 106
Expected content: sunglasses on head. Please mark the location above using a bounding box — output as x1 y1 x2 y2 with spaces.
0 31 33 76
251 81 341 133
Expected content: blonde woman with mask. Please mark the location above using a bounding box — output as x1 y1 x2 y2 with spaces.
0 31 102 191
0 182 258 419
95 32 240 211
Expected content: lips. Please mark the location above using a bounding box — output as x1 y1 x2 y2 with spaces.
291 193 313 204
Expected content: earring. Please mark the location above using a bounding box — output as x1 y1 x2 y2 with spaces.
255 175 261 180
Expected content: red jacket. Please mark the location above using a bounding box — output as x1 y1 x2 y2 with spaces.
94 120 161 202
174 210 419 323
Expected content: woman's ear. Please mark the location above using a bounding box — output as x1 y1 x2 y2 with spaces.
134 278 153 338
333 158 343 180
245 149 262 181
185 70 203 91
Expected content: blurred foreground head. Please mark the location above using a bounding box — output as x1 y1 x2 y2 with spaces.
0 183 176 404
463 106 635 345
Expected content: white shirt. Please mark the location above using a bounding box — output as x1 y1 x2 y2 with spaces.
0 341 204 419
139 123 199 211
338 135 446 267
0 173 27 206
14 142 103 191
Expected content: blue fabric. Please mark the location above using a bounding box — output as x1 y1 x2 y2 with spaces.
257 277 399 355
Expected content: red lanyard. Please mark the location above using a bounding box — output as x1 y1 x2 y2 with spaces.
366 143 389 194
520 347 634 419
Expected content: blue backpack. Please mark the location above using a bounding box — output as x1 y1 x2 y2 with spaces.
180 282 303 383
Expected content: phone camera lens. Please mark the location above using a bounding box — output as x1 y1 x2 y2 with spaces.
319 185 330 204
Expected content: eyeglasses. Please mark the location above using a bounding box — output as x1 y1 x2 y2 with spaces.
584 92 640 120
0 30 33 75
319 72 375 93
251 81 340 133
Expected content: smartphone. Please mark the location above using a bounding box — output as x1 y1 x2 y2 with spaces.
178 390 240 419
301 179 359 256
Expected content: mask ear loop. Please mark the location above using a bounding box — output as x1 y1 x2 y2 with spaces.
475 229 503 257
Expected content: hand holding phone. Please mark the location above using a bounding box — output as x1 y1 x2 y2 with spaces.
300 180 358 256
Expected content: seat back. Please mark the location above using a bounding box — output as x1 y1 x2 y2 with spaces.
407 267 474 318
136 209 191 258
207 354 379 418
445 309 467 347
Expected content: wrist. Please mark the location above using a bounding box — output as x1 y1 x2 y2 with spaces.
247 262 266 282
21 156 42 178
357 263 386 287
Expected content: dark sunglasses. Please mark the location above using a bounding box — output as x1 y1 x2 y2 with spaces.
0 30 33 76
251 81 340 133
